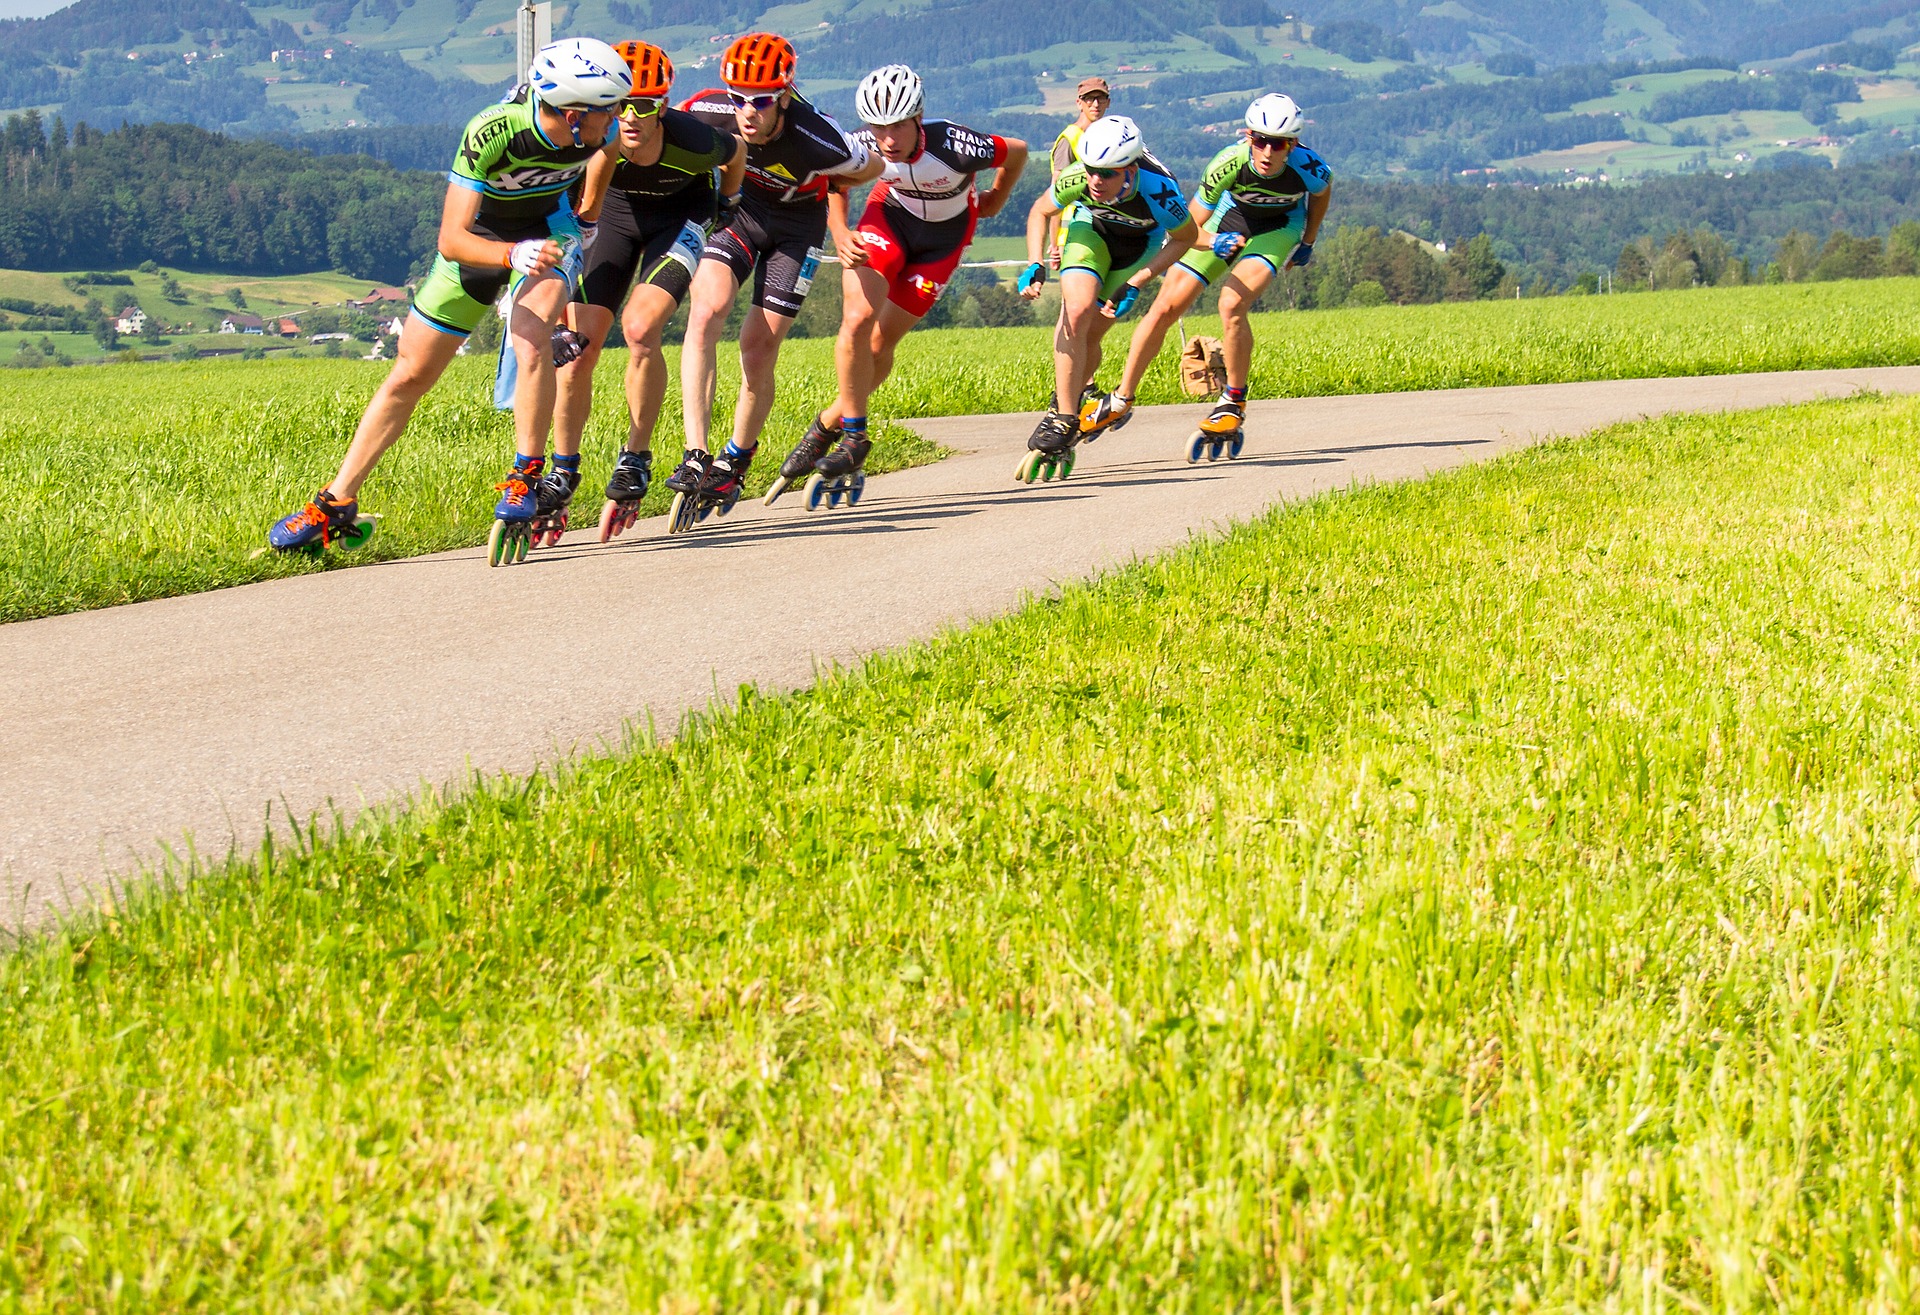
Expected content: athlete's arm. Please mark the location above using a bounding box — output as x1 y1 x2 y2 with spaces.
436 181 557 273
718 133 748 199
1134 215 1200 286
1302 182 1331 245
1024 187 1062 268
574 146 617 225
828 184 868 267
976 137 1028 218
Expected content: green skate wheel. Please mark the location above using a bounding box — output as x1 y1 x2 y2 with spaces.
1060 453 1076 479
487 519 509 567
341 515 379 550
512 527 531 564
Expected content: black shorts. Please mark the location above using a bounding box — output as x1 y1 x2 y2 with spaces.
581 196 710 312
1215 201 1302 240
700 198 828 319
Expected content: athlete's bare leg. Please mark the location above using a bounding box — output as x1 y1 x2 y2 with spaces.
732 304 797 451
681 258 741 453
507 271 571 461
1216 259 1277 390
1053 269 1105 413
327 314 465 499
824 276 920 426
828 265 891 423
620 283 679 453
552 302 615 460
1116 267 1207 399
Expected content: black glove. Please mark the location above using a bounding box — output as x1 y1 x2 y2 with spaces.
551 325 586 369
714 192 743 233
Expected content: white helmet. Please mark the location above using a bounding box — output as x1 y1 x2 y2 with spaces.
529 38 632 109
1246 93 1305 137
856 64 924 125
1076 114 1144 169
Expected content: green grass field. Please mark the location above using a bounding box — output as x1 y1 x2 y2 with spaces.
6 277 1920 624
6 390 1919 1309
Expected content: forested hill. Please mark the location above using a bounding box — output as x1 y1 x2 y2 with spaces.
5 110 1919 290
0 117 436 282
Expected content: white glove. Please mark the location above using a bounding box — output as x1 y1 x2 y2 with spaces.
508 239 549 276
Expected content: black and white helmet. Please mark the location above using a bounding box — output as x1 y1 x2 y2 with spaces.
529 38 632 110
1245 93 1305 137
856 63 924 125
1076 114 1145 169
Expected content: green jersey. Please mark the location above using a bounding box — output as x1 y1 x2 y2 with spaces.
1195 139 1331 223
449 91 601 225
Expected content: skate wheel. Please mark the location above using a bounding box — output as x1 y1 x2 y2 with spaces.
667 490 696 535
341 517 378 551
1228 433 1245 459
597 500 620 543
1186 432 1206 464
1016 451 1040 483
487 518 510 567
804 470 829 511
513 527 531 564
1059 453 1075 479
846 471 864 506
1207 440 1224 463
763 475 790 507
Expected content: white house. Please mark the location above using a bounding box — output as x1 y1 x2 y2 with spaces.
114 306 148 335
220 312 266 335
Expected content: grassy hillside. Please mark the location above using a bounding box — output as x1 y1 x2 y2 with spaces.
6 387 1919 1308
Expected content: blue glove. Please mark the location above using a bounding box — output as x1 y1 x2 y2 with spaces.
1210 230 1248 261
1110 282 1141 317
1017 262 1047 294
1285 239 1315 270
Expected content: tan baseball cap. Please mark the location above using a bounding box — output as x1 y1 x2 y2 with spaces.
1076 76 1111 97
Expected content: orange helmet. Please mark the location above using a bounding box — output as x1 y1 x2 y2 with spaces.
611 40 673 97
722 32 796 92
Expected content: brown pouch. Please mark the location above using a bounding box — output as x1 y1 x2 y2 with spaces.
1179 334 1227 397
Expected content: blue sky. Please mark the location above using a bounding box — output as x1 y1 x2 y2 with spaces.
0 0 74 17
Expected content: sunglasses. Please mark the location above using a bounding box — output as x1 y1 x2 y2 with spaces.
1079 92 1110 102
727 90 782 110
619 96 664 119
1085 165 1127 179
1250 133 1296 149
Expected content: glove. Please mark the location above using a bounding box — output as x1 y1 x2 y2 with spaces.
551 325 586 369
1210 230 1248 261
508 239 551 276
1017 262 1047 294
1285 239 1314 270
715 192 742 232
1110 282 1141 317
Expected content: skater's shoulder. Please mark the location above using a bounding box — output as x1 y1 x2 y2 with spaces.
1286 143 1332 186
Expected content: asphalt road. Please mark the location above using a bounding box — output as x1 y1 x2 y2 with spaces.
7 366 1917 934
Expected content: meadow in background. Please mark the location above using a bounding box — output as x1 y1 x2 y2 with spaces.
8 278 1920 623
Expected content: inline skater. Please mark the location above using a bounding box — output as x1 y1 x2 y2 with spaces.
666 33 883 531
1079 94 1331 456
546 40 747 542
265 38 628 560
1016 114 1196 479
1046 76 1110 271
767 63 1028 509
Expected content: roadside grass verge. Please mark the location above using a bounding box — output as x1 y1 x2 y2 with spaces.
5 393 1920 1309
5 275 1918 622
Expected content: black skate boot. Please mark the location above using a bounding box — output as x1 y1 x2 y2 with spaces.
664 448 711 495
529 462 580 548
597 449 652 542
1017 410 1080 483
765 413 840 506
803 432 872 511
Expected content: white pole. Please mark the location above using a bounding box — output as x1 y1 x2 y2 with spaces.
515 2 551 83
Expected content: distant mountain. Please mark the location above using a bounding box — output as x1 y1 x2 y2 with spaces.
2 0 1919 184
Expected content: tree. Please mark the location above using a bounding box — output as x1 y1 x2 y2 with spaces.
226 287 248 309
1811 231 1883 281
1774 230 1817 282
1615 241 1651 290
1447 233 1505 300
